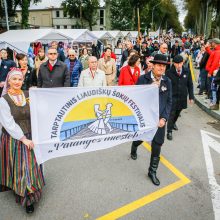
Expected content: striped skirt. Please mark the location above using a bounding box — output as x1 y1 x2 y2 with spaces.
0 132 45 206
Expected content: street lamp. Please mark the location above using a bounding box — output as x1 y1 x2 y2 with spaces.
3 0 9 31
151 2 162 31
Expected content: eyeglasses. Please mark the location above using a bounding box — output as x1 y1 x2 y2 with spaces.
48 53 57 55
69 54 75 56
162 47 168 49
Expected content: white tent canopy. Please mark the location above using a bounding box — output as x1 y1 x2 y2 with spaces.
107 31 123 39
56 29 98 43
0 29 73 53
91 31 114 40
129 31 139 39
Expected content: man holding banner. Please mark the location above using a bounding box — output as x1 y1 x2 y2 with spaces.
130 54 172 186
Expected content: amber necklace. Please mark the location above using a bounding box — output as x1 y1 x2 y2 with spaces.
8 89 25 106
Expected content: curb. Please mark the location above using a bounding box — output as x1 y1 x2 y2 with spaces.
195 96 220 121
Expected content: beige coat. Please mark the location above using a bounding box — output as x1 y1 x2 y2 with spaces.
78 68 107 87
35 56 48 76
98 57 116 86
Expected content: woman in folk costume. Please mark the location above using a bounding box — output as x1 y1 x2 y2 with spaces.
0 68 45 213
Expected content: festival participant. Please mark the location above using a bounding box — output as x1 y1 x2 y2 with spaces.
37 47 70 88
65 49 82 87
118 54 141 86
16 53 37 90
143 56 154 74
34 48 48 77
78 56 106 87
130 54 172 186
0 68 45 213
0 48 16 95
79 48 90 70
166 55 194 140
98 47 117 86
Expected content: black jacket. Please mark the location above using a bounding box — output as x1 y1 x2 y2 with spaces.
0 59 16 82
199 52 210 69
137 72 172 121
21 66 37 91
166 65 194 110
37 60 70 88
136 72 172 145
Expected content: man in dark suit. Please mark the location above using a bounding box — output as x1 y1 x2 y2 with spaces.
37 48 70 88
130 54 172 186
166 55 194 140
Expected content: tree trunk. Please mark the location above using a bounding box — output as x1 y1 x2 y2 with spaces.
21 0 30 29
206 3 213 38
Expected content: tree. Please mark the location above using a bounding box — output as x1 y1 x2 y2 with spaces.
0 0 41 29
110 0 133 30
110 0 182 33
184 0 220 37
62 0 100 30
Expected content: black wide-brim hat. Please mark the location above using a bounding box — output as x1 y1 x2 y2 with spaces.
150 54 170 65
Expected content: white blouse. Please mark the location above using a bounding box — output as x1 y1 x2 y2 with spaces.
0 97 24 140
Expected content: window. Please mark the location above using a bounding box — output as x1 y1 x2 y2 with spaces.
100 9 104 25
100 28 104 30
63 11 67 17
56 11 60 18
56 25 60 29
64 25 67 29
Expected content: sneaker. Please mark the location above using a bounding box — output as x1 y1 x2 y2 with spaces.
210 104 219 110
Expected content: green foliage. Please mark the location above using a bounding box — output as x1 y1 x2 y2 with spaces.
110 0 183 33
110 0 133 30
184 0 220 36
62 0 100 30
0 0 41 28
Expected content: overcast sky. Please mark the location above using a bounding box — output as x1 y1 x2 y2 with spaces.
30 0 186 24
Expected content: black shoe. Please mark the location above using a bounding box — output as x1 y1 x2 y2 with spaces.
167 132 173 140
148 157 160 186
130 141 142 160
26 204 34 214
148 171 160 186
173 124 178 131
130 153 137 160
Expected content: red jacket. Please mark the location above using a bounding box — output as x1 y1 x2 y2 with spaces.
206 45 220 75
118 65 140 86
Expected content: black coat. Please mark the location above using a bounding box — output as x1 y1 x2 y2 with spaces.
136 72 172 145
166 65 194 110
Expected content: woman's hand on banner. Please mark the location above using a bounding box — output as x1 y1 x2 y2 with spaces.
22 138 35 150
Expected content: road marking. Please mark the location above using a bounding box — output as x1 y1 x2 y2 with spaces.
97 142 191 220
189 55 196 82
201 130 220 220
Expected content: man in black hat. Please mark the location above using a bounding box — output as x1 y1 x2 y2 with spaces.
166 55 194 140
130 54 172 186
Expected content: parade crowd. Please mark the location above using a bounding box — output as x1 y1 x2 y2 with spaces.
0 33 220 214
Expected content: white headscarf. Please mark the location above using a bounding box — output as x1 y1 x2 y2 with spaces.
1 68 24 97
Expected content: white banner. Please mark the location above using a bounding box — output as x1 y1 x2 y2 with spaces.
30 85 159 164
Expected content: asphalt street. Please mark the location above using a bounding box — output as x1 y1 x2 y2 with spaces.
1 103 220 220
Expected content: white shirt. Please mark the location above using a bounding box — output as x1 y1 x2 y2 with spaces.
0 97 24 140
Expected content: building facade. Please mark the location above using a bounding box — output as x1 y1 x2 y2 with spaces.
15 6 110 30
